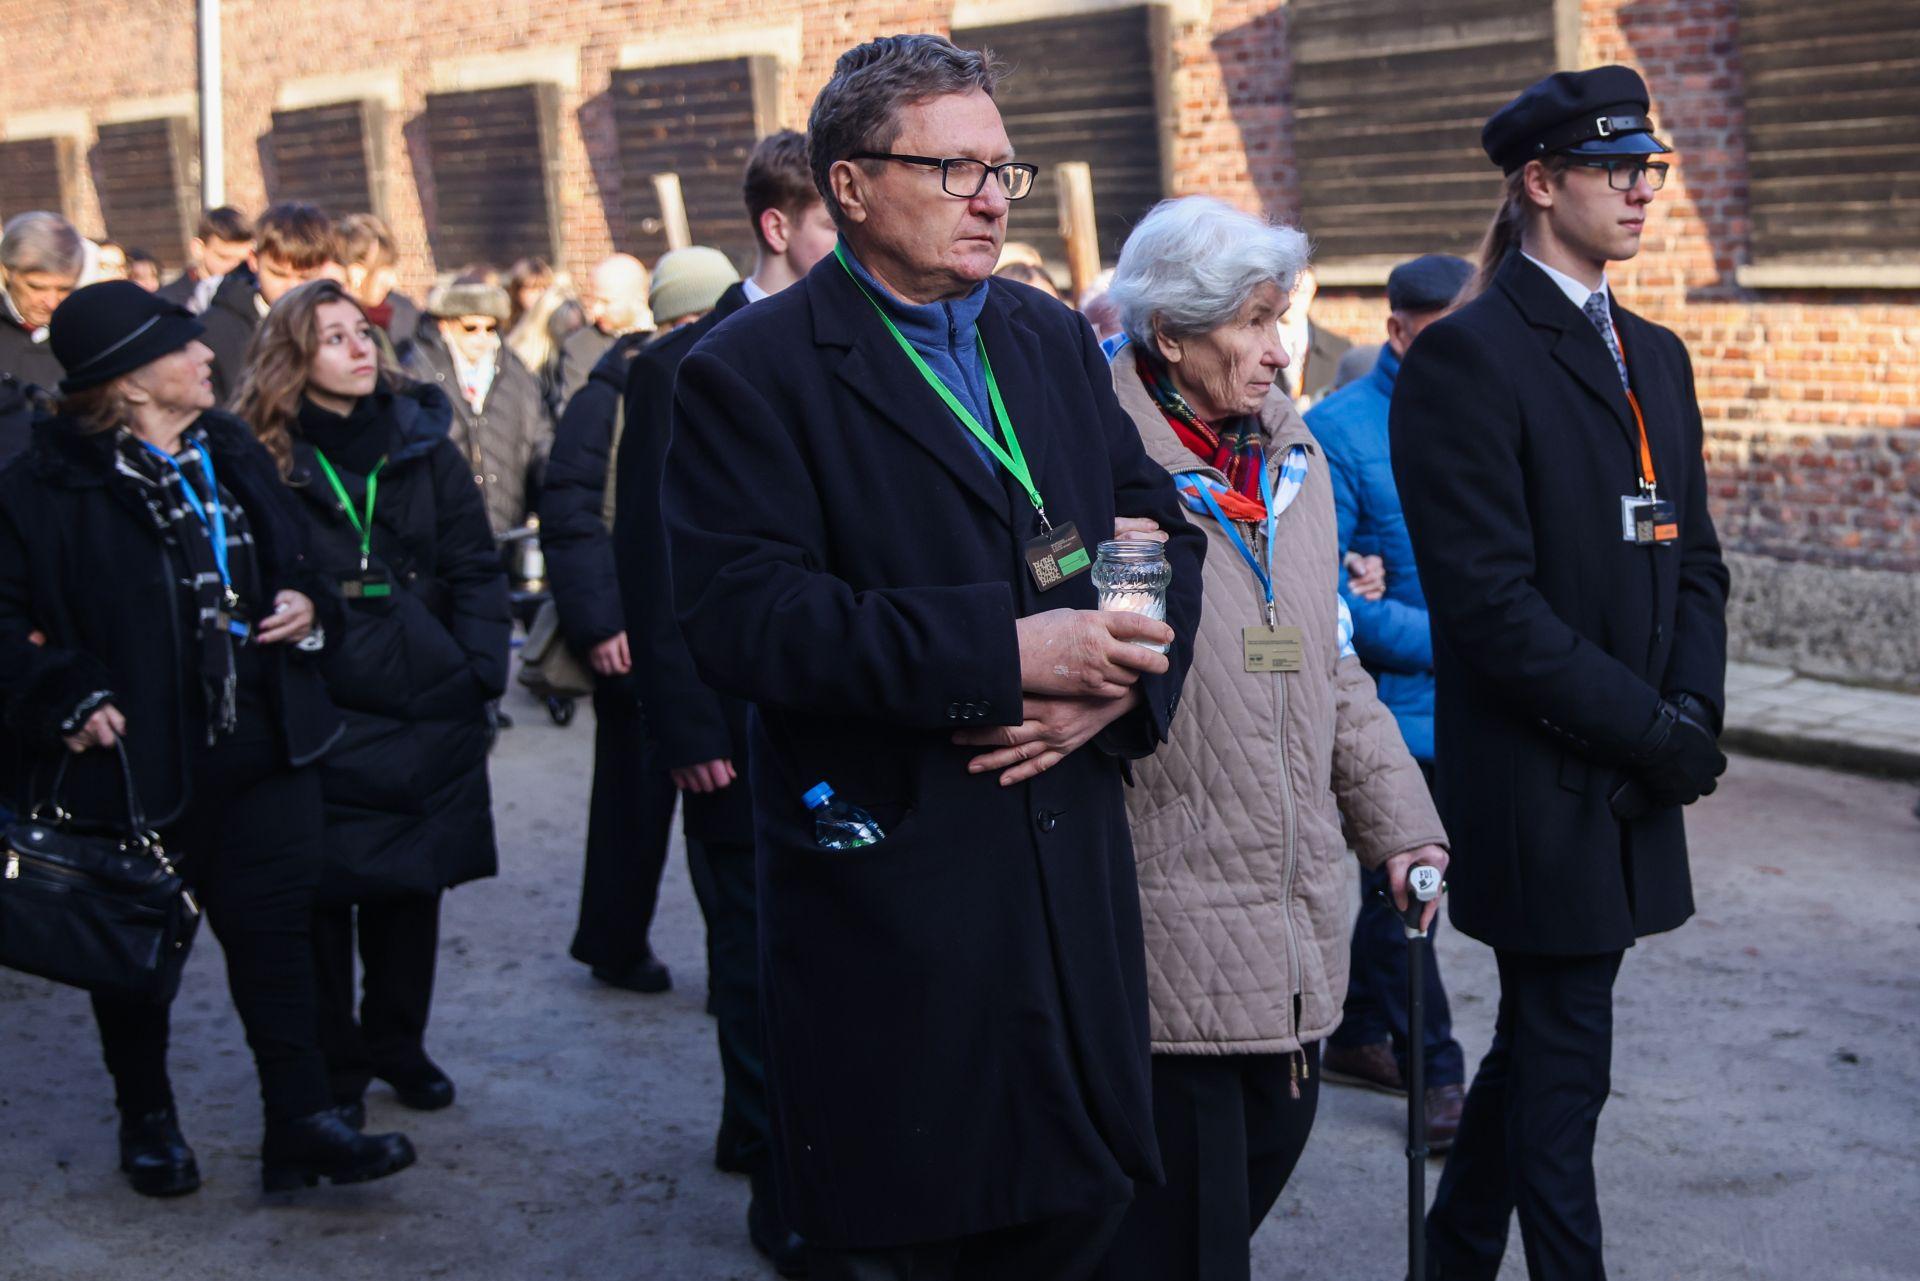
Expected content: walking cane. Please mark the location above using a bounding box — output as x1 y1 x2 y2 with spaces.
1395 863 1445 1281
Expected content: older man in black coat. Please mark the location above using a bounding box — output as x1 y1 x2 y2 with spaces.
1392 67 1729 1280
662 35 1205 1280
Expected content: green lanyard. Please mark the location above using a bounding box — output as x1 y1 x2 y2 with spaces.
313 449 386 571
834 244 1050 530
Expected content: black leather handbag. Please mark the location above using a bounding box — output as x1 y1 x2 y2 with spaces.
1 743 201 1004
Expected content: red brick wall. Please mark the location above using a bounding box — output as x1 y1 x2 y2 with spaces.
2 0 1914 600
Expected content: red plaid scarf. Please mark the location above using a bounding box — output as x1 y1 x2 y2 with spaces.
1135 348 1267 519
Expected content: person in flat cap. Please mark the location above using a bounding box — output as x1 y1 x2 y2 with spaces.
0 281 419 1198
1388 65 1729 1278
1305 251 1474 1151
407 273 552 536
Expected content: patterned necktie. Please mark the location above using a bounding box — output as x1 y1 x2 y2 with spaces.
1583 291 1629 390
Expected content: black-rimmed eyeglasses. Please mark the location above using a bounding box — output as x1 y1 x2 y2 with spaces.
1571 158 1671 191
850 152 1040 200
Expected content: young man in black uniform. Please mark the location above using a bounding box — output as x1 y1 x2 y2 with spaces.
1391 66 1730 1280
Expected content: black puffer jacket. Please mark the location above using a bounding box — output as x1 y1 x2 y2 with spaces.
538 331 646 653
406 323 553 536
200 268 262 406
282 381 511 899
0 306 65 394
0 410 342 825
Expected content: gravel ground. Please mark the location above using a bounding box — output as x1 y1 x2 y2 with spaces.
3 694 1915 1280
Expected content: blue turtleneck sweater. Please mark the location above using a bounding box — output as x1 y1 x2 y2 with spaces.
840 240 998 471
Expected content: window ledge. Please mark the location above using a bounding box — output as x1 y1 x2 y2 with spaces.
1312 258 1399 288
1735 263 1920 290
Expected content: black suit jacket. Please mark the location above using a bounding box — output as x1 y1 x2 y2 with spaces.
615 284 752 846
662 256 1204 1248
1391 252 1728 956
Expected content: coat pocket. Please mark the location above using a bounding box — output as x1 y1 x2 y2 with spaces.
1128 793 1201 869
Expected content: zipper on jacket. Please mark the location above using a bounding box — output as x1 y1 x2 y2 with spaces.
1254 498 1305 1034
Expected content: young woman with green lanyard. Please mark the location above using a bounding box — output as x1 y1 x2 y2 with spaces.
231 279 512 1125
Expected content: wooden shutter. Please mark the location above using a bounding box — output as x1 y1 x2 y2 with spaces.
1739 0 1920 266
92 116 198 271
1291 0 1557 267
0 136 81 223
609 57 779 270
267 99 389 218
422 83 563 267
952 6 1170 265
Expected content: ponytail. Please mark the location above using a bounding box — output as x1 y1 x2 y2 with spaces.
1457 156 1571 305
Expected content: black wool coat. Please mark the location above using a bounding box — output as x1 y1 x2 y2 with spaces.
0 309 65 395
618 284 751 847
539 330 647 654
282 383 511 900
663 257 1206 1249
1390 252 1729 957
201 268 262 407
0 375 36 469
0 411 343 825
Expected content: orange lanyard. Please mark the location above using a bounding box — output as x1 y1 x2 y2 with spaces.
1612 327 1658 496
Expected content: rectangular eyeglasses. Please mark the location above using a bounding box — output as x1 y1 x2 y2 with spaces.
850 152 1040 200
1573 158 1671 191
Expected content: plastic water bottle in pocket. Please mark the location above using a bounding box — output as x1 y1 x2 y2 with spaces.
803 782 885 850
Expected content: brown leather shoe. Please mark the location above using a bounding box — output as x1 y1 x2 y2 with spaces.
1426 1083 1466 1153
1322 1041 1406 1095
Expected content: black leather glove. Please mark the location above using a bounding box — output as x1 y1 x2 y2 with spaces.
1629 697 1728 808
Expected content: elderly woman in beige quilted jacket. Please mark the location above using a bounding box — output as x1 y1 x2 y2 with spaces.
1088 198 1450 1281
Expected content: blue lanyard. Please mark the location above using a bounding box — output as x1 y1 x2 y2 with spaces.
141 439 235 600
1190 463 1279 628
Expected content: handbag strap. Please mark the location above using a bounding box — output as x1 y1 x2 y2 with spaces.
35 739 153 842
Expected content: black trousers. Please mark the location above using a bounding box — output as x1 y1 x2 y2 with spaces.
568 681 675 971
814 1202 1132 1281
90 742 332 1124
1426 948 1625 1281
1091 1045 1322 1281
685 835 770 1173
313 891 443 1103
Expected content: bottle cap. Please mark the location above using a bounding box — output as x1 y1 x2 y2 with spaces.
802 782 833 809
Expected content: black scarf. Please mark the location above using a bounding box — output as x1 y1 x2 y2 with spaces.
296 392 388 476
112 424 261 743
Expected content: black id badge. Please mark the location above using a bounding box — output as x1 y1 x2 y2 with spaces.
340 569 394 600
1024 522 1090 591
1618 496 1678 546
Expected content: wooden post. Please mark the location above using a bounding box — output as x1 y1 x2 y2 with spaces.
652 173 692 251
1056 162 1100 303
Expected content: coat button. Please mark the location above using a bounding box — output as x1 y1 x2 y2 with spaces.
947 702 960 720
1036 810 1058 833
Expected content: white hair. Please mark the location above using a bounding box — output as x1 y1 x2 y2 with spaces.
1107 197 1310 352
0 210 86 281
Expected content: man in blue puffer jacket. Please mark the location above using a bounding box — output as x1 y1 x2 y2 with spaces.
1307 254 1472 1147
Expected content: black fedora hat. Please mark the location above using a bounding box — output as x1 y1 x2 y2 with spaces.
50 281 206 394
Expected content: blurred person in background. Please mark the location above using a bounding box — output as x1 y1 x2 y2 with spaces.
232 279 510 1123
613 126 836 1274
159 206 255 313
1308 252 1475 1151
126 249 162 292
0 281 415 1197
1091 196 1447 1281
646 246 740 333
993 258 1061 300
92 241 130 283
408 275 551 538
553 254 653 409
334 213 422 364
0 210 85 390
504 257 580 411
201 202 338 404
1277 267 1351 410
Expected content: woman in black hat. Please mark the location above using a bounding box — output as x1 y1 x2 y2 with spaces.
0 281 417 1197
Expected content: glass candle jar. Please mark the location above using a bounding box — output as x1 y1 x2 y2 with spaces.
1092 538 1172 653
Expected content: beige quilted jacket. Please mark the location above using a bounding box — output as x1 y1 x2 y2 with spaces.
1113 357 1447 1055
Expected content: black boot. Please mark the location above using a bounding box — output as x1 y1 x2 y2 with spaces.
376 1060 455 1111
118 1107 200 1198
260 1109 415 1192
